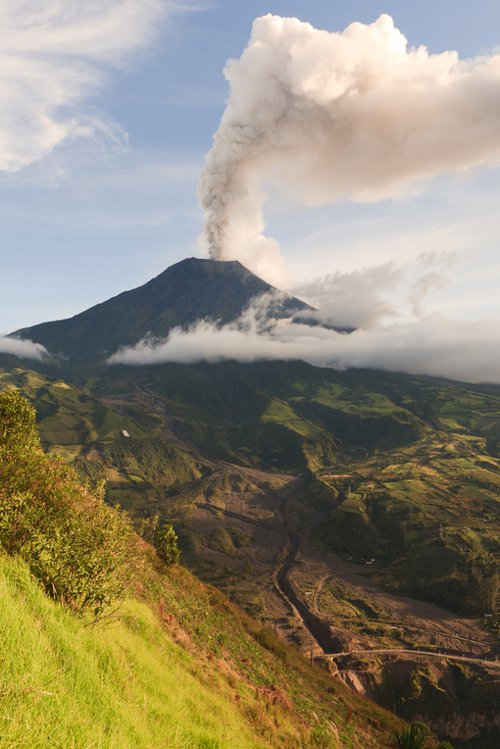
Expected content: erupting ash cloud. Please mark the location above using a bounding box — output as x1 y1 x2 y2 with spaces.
199 13 500 281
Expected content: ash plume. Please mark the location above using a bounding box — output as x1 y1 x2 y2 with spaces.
199 13 500 281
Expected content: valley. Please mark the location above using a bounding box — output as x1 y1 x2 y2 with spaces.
2 355 499 748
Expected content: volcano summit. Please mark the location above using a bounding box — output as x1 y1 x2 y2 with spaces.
14 258 311 365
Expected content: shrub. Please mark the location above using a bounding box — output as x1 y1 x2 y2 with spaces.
157 523 180 565
0 388 39 450
395 723 428 749
0 389 136 617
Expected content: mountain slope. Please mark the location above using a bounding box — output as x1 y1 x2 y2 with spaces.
0 556 269 749
3 361 499 747
14 258 311 364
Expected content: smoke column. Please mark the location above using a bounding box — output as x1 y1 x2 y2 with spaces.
199 13 500 282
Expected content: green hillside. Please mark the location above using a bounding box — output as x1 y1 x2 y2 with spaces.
1 551 416 749
1 360 499 747
4 360 497 617
0 388 412 749
0 555 273 749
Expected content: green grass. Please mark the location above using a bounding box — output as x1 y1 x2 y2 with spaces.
0 388 405 749
312 385 405 417
261 399 322 440
0 553 407 749
0 555 272 749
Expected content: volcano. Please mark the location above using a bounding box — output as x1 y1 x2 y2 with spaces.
14 257 311 364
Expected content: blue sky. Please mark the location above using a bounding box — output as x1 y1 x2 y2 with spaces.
1 0 500 333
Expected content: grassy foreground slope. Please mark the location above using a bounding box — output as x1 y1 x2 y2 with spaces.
0 556 270 749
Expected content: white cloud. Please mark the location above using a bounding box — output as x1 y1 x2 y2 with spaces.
0 337 47 360
0 1 177 173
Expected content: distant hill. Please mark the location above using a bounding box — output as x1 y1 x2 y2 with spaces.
14 257 311 364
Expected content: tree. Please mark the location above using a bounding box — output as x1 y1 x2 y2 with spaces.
0 388 39 450
157 523 180 565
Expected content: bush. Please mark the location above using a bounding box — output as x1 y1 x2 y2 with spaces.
0 389 136 617
0 388 39 450
157 523 180 565
395 723 428 749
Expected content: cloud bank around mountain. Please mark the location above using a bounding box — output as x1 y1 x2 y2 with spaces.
108 290 500 384
0 1 176 173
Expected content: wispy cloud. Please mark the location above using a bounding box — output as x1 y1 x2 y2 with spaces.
0 1 179 173
292 253 450 329
0 337 47 360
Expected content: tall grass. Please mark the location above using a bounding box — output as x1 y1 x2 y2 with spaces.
0 555 269 749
